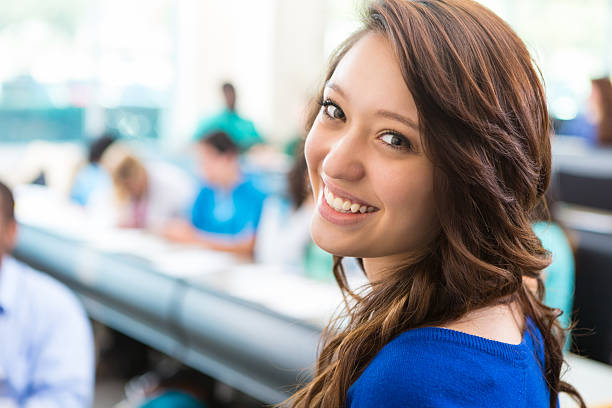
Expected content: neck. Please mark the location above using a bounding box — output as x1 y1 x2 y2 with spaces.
362 257 393 282
219 166 241 190
362 250 426 283
439 301 525 345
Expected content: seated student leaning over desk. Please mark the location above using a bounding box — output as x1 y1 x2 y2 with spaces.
69 131 116 206
163 131 266 259
0 181 94 408
98 150 196 231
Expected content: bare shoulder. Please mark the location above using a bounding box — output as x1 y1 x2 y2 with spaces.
438 301 524 345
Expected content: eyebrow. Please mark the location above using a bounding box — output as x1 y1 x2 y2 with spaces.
325 81 419 130
325 81 346 98
375 110 419 130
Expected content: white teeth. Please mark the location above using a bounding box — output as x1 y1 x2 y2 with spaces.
324 189 333 206
332 197 344 211
324 184 374 214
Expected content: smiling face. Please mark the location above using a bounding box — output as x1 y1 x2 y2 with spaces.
305 33 438 277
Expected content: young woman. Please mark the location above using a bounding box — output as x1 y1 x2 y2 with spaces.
289 0 585 407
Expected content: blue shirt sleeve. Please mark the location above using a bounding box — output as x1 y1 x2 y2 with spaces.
248 186 266 231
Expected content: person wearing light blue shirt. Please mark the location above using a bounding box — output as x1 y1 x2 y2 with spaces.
70 163 111 206
0 181 94 408
70 132 115 206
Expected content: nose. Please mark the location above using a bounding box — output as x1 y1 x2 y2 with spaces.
321 131 366 182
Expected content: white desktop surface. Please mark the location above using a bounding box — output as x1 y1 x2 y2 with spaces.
562 354 612 407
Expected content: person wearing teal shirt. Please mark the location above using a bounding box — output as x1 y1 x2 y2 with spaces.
533 221 575 344
194 83 262 151
140 391 205 408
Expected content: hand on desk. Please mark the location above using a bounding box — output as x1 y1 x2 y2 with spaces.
161 220 255 260
162 220 200 244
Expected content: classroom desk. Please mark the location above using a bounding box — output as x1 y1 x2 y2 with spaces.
13 222 343 404
562 354 612 407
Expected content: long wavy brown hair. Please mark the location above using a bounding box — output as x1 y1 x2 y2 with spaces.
287 1 585 407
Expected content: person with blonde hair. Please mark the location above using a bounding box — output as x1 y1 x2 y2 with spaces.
95 149 196 230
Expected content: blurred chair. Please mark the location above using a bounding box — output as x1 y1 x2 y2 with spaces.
557 170 612 212
571 230 612 365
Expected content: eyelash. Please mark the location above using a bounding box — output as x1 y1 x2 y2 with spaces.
317 97 414 152
379 130 414 152
318 98 345 121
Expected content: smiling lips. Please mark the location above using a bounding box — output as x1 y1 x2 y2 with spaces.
324 185 376 214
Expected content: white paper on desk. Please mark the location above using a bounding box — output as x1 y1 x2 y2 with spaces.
87 229 237 277
14 184 91 239
216 264 344 326
151 249 236 277
87 229 168 256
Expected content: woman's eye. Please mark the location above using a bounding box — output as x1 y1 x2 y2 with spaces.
322 102 346 121
380 133 412 151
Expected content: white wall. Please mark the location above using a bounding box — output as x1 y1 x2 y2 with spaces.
169 0 330 148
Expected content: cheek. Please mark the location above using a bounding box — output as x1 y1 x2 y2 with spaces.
384 171 431 210
304 124 326 186
376 162 437 243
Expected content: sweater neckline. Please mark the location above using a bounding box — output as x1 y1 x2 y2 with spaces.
396 317 539 362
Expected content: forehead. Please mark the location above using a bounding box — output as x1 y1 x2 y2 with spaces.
198 142 217 154
327 33 418 120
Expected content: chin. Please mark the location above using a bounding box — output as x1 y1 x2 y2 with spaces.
310 222 371 259
312 239 356 258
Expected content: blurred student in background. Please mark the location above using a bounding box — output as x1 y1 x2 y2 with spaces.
99 149 196 230
193 83 263 152
590 77 612 146
69 132 116 206
532 192 576 349
119 366 210 408
0 181 94 407
560 76 612 146
163 132 266 259
255 140 332 278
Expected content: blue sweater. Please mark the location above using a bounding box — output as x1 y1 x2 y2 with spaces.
347 317 553 407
